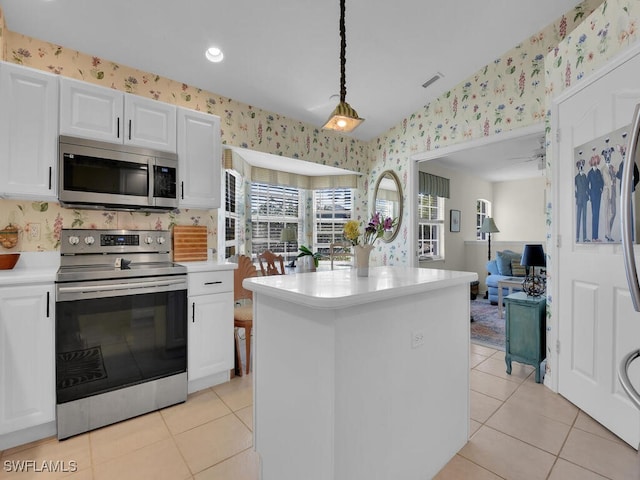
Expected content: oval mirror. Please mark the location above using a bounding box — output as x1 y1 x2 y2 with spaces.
373 170 403 243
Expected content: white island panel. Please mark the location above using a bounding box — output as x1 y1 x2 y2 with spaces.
245 267 476 480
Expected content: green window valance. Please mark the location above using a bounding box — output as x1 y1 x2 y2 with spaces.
418 172 450 198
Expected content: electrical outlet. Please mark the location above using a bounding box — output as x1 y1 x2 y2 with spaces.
411 330 425 349
28 223 41 240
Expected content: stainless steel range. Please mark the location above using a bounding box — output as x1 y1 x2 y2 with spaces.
55 229 187 440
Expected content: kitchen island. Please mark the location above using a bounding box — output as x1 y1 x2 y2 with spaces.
243 266 477 480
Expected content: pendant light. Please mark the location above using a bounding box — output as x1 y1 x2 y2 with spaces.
322 0 364 133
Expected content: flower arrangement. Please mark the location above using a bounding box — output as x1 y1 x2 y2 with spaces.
343 212 398 246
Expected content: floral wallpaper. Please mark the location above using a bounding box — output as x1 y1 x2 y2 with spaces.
0 0 604 261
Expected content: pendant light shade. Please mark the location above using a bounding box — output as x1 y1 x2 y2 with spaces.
323 101 363 132
322 0 364 133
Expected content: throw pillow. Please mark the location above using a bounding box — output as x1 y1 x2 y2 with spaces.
511 259 527 277
496 251 513 276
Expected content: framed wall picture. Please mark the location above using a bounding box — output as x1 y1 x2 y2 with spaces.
450 209 461 232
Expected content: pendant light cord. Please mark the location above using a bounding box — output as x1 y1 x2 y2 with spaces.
339 0 347 103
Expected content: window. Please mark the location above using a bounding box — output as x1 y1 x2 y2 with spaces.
223 170 240 259
314 188 353 258
476 199 491 240
250 182 301 263
418 194 444 259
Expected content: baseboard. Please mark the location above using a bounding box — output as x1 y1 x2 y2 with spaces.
0 421 56 451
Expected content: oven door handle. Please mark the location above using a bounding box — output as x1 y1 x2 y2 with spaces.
57 278 186 297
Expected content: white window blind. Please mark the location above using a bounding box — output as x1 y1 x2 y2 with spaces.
476 199 491 240
250 182 301 261
314 188 353 257
418 194 444 259
224 171 239 259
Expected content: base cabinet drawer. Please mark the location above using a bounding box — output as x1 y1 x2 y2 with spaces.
187 271 232 296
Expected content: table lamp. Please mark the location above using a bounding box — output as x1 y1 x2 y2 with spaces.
280 226 297 266
521 244 546 297
480 217 500 261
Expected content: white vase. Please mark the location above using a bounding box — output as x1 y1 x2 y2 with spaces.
354 244 374 277
295 255 316 273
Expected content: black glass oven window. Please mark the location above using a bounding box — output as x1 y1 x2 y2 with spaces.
63 154 148 196
55 290 187 404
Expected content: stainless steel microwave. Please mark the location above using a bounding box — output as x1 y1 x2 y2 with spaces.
58 136 179 211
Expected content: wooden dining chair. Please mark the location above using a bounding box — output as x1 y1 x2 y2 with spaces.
234 255 258 375
258 250 285 276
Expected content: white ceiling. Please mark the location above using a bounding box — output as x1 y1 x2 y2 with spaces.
1 0 581 144
416 125 547 183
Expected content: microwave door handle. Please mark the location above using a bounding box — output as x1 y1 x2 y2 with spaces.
622 103 640 311
148 159 155 207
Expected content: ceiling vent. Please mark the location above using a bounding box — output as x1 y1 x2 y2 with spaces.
422 72 443 89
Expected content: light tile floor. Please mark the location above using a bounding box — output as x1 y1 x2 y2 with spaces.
1 344 639 479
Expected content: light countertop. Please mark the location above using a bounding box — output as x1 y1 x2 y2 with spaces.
178 260 237 273
0 251 60 286
243 266 477 310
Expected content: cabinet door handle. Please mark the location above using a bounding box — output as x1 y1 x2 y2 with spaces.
204 281 222 285
129 119 132 140
181 181 184 200
192 302 195 323
46 291 50 318
117 117 120 138
48 166 52 190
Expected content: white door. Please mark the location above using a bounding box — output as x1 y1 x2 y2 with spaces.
554 45 640 448
188 292 234 382
0 285 55 436
0 62 58 199
125 94 176 152
59 77 123 143
177 108 221 209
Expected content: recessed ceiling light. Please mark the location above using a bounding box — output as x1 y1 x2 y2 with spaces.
205 47 224 63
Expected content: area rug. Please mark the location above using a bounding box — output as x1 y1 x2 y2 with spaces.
470 297 505 350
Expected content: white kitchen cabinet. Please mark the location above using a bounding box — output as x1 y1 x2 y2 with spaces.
0 62 58 200
177 108 222 209
187 269 233 393
0 284 55 448
59 77 177 152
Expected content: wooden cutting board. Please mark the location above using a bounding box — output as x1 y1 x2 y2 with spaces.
172 225 208 262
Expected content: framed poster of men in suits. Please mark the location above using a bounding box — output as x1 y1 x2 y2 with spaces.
573 125 637 244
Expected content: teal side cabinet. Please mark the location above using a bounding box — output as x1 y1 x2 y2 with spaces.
504 292 546 383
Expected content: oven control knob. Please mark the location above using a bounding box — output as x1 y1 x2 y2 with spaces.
68 236 80 245
144 236 154 245
84 236 95 245
157 236 166 245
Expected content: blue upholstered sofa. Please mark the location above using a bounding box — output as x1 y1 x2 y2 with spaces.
485 250 526 304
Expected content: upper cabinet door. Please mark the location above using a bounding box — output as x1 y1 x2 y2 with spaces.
60 77 177 153
177 108 221 209
59 78 123 143
0 62 58 200
125 95 176 152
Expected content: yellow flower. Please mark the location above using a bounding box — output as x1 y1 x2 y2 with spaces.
343 220 360 245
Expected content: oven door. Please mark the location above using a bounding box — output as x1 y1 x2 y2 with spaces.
55 275 187 405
